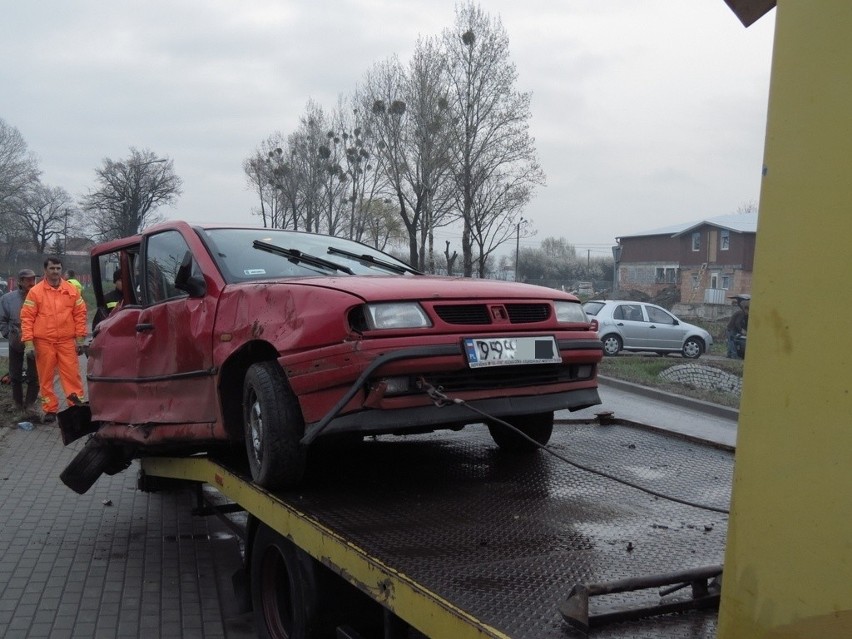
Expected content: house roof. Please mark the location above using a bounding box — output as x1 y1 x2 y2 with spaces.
618 213 758 240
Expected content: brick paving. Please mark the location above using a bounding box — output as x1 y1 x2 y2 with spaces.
0 422 253 639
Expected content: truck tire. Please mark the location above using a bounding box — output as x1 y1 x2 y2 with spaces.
487 411 554 452
251 524 322 639
243 362 307 490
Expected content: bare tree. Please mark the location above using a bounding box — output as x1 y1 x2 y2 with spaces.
362 38 456 272
361 198 406 251
0 119 40 212
80 148 182 240
0 119 42 261
18 183 74 254
244 132 301 229
289 102 334 233
736 200 758 215
442 2 545 276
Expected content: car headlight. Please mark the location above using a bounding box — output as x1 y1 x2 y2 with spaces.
554 301 589 323
365 303 432 329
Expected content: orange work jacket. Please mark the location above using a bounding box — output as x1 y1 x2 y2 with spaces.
20 279 87 342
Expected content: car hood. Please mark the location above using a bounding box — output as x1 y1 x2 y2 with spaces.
239 275 577 303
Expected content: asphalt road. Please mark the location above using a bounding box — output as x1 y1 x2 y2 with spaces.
562 377 739 448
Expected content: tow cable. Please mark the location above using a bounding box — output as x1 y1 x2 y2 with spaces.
419 379 729 516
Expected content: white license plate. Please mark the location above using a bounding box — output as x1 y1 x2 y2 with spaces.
463 336 561 368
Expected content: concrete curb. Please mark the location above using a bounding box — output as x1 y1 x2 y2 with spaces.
598 375 740 421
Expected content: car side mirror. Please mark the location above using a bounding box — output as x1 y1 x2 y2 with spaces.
174 251 207 298
673 319 679 326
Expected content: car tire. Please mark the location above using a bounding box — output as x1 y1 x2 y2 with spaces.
243 361 307 490
487 412 554 452
601 334 622 356
682 337 704 359
59 437 115 494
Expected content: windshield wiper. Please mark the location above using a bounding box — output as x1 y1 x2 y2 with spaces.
327 246 422 275
253 240 354 275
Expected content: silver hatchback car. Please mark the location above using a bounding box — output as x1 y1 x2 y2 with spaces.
583 300 713 359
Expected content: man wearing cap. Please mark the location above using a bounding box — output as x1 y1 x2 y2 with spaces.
20 257 88 423
0 269 40 413
103 269 124 312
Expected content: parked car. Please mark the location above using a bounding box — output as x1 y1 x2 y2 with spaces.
59 222 604 493
582 300 713 359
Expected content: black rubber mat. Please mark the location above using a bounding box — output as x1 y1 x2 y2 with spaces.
288 419 732 638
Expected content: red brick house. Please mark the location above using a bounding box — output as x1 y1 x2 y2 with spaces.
613 213 756 304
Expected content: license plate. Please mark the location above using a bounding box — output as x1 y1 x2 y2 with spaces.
463 336 561 368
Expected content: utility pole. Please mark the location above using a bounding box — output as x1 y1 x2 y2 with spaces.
514 217 526 282
63 208 70 256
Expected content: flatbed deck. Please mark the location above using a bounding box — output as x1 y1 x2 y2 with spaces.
142 418 732 638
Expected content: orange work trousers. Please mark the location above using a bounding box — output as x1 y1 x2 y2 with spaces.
33 338 85 414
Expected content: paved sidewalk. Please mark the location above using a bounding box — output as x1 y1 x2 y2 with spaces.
0 423 252 639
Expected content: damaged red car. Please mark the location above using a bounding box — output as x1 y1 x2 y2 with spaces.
59 222 603 493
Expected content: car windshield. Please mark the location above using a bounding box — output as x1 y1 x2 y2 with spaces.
199 228 418 283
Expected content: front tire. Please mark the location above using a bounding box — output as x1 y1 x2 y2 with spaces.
488 412 554 452
601 334 622 356
682 337 704 359
243 362 306 490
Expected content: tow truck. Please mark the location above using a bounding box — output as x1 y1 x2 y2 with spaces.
137 412 732 639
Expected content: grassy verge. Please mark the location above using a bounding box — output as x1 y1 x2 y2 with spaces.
598 354 744 409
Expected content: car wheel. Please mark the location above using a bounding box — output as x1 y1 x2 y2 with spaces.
601 334 622 356
487 412 554 453
243 361 307 490
682 337 704 359
59 437 116 494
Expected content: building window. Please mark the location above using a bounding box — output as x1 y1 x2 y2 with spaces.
692 232 701 251
720 229 730 250
721 275 731 289
655 267 678 284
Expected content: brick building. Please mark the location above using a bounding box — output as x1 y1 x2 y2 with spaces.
613 213 756 303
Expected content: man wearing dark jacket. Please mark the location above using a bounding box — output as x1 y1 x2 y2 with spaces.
726 296 750 359
0 269 39 412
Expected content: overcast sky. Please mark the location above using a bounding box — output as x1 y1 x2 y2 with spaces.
1 0 775 256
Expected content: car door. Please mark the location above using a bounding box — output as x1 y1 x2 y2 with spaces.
132 228 219 424
645 304 686 350
612 303 651 349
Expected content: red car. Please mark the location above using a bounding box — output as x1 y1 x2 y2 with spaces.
59 222 602 493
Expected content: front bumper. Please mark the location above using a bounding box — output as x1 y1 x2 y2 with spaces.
307 386 602 438
298 341 602 445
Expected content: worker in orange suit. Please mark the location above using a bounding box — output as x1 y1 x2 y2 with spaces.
20 256 88 423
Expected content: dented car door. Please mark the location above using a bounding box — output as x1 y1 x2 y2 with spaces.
131 228 218 424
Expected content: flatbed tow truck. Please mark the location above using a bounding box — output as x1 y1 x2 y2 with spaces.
138 416 732 639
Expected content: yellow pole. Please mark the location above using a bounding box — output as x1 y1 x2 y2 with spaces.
719 1 852 637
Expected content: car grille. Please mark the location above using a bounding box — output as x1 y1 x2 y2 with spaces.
506 303 550 323
433 303 550 325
